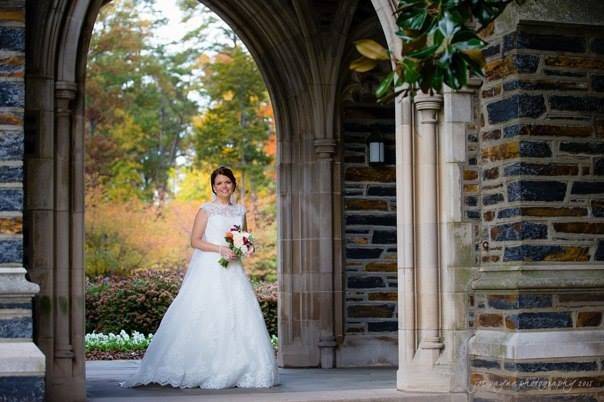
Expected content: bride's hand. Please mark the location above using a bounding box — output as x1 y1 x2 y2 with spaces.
219 246 236 261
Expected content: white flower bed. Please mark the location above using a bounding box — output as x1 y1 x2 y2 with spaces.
85 330 153 352
86 330 279 352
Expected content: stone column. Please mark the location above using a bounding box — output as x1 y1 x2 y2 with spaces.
48 80 77 400
314 138 337 368
396 95 416 369
413 93 444 362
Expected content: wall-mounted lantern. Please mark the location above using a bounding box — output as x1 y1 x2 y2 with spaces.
367 131 385 165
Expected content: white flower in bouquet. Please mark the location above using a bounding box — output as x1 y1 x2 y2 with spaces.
218 225 255 268
233 231 245 248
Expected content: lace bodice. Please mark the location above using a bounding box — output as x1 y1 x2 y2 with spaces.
200 202 246 246
200 202 246 217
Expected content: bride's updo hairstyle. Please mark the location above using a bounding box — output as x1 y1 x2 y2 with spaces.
210 166 237 194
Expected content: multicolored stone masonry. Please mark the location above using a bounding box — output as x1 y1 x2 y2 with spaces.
0 2 27 336
472 22 604 401
0 4 24 263
480 26 604 265
341 69 398 335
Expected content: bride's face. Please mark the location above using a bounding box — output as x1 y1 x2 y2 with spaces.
213 174 234 198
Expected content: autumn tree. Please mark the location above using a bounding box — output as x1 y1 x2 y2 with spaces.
188 43 272 205
86 0 199 205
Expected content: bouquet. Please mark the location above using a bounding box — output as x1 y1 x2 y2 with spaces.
218 224 255 268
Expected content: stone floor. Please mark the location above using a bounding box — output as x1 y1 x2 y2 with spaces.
86 360 455 401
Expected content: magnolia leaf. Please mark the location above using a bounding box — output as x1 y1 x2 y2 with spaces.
376 71 395 99
437 12 460 39
349 56 378 72
354 39 390 61
409 9 428 30
402 58 420 83
461 47 485 68
407 43 440 59
404 34 427 53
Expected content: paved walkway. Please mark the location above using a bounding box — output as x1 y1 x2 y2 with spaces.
86 360 455 402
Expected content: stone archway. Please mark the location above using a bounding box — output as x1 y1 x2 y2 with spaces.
11 1 604 401
24 1 418 400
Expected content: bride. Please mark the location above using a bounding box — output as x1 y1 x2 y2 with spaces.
121 166 279 389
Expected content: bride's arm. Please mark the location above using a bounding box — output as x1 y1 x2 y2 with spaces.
190 209 233 259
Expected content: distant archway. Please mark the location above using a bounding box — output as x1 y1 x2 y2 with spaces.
25 1 408 400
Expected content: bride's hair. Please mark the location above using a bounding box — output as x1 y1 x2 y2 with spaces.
210 166 237 194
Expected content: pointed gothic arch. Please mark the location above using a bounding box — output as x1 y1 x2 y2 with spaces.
25 1 422 400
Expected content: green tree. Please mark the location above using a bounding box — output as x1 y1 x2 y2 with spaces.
189 43 272 205
86 0 199 205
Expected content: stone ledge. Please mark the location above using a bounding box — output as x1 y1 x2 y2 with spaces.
0 267 38 295
469 329 604 360
496 0 604 34
0 342 45 376
472 267 604 290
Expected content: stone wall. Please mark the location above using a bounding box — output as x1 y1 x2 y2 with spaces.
0 1 44 401
337 59 398 364
480 26 604 265
342 97 397 335
470 20 604 400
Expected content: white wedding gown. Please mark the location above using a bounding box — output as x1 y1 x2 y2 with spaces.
121 202 279 389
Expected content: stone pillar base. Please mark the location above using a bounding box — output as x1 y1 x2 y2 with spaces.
0 341 45 402
0 268 45 401
397 363 451 393
470 329 604 400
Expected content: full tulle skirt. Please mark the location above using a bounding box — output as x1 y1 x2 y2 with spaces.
120 249 279 389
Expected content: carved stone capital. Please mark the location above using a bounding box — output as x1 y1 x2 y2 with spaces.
313 138 336 159
55 81 77 100
414 93 443 112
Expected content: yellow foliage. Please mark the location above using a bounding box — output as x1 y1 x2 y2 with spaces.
354 39 390 61
86 188 200 274
350 56 378 73
215 52 233 64
222 90 235 101
86 177 277 282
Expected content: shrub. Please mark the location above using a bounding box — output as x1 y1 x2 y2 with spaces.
86 270 184 334
253 281 278 337
86 270 279 337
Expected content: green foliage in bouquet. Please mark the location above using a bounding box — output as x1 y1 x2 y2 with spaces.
351 0 519 101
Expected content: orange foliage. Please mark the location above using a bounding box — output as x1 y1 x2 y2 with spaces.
86 186 277 282
86 188 201 272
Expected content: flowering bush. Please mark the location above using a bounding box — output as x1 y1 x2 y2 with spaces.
87 270 278 337
85 330 153 352
86 269 184 335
